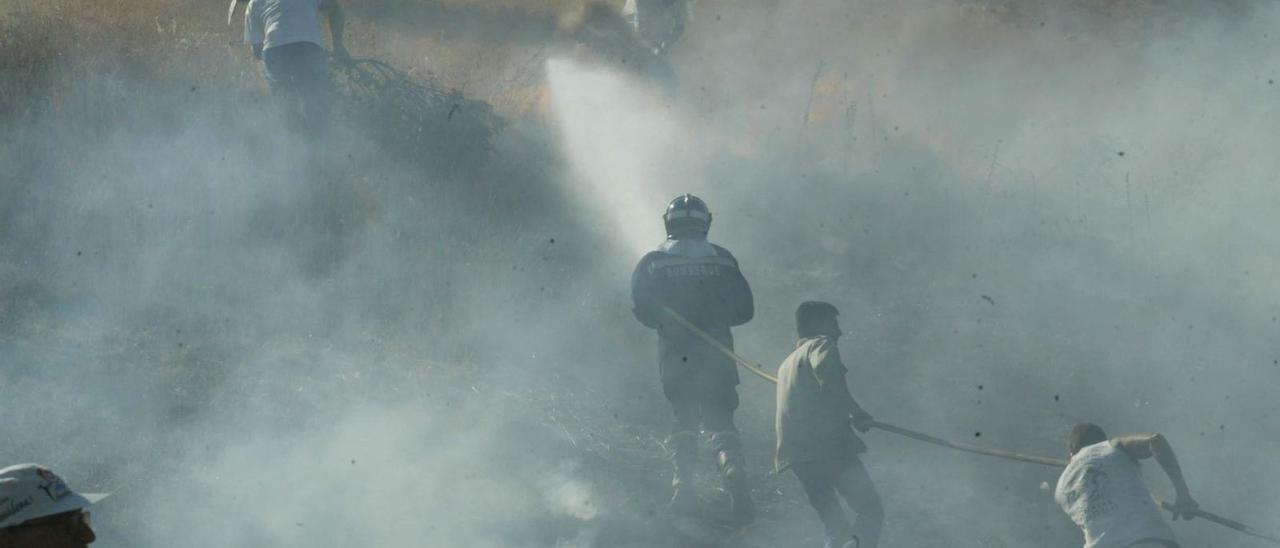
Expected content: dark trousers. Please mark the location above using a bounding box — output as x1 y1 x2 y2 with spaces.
665 384 747 503
262 41 332 136
668 385 737 437
792 458 883 548
672 400 735 435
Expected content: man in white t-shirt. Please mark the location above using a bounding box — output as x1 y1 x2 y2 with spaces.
1054 423 1200 548
244 0 348 133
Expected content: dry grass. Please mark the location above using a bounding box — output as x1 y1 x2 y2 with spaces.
436 0 605 11
0 0 609 123
0 0 255 138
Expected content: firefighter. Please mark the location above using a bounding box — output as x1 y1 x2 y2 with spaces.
631 194 756 524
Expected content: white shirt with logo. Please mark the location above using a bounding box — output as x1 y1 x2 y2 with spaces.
1055 441 1176 548
245 0 326 51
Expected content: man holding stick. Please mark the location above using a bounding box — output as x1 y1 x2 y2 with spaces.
775 301 882 548
1055 423 1199 548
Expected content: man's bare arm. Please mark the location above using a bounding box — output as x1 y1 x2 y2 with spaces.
319 0 348 59
1114 434 1199 519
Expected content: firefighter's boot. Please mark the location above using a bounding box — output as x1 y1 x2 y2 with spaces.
710 430 755 525
667 430 699 511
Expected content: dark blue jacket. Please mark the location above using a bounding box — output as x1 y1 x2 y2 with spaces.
631 240 754 385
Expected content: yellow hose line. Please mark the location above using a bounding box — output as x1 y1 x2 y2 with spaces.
656 304 1279 544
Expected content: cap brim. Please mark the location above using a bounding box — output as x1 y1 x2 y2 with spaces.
81 493 109 505
38 492 105 517
1 492 109 528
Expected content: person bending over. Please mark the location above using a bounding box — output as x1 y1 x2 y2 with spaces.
1055 423 1199 548
245 0 348 135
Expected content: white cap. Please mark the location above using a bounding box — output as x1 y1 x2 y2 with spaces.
0 464 108 529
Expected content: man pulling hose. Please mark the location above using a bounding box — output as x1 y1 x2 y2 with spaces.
660 305 1275 546
1055 424 1199 548
775 301 882 548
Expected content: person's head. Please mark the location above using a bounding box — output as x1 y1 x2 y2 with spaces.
1068 423 1109 456
0 464 107 548
795 301 841 339
663 194 712 239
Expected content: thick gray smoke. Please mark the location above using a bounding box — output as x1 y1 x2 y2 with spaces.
3 0 1279 547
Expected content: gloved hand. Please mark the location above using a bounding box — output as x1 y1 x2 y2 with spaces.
852 412 875 433
1170 495 1199 521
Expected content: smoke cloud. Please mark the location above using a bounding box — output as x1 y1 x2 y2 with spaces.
2 0 1279 546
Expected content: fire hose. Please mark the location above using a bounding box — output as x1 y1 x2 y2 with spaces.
657 304 1280 545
